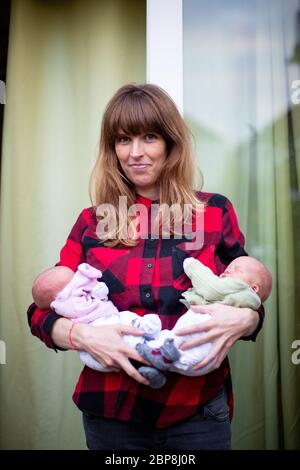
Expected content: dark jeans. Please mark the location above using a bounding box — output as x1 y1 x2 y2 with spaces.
82 387 231 450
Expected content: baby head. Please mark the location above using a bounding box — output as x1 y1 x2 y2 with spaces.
220 256 272 302
32 266 75 309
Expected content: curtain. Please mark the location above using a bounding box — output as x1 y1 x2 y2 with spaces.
0 0 146 450
183 0 300 449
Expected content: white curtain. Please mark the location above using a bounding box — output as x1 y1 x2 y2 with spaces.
0 0 145 449
183 0 300 449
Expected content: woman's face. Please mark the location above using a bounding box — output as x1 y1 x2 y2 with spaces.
115 131 168 199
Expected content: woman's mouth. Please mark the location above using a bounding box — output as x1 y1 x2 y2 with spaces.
130 164 149 170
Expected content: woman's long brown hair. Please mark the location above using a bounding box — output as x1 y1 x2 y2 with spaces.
89 83 203 246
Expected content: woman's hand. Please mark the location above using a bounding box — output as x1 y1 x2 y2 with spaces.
175 304 260 371
71 322 151 385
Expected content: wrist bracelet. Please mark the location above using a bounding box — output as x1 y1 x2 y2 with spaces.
68 322 77 350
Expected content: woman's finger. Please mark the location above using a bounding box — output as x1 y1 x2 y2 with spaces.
121 345 151 365
117 356 150 385
119 325 145 337
89 353 120 371
175 319 213 336
193 338 227 369
179 330 220 350
189 304 214 314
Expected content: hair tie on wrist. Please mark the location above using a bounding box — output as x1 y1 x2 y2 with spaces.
68 322 77 350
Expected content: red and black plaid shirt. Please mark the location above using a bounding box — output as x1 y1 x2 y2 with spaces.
27 192 264 428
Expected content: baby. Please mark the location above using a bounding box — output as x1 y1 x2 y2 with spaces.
137 256 272 383
32 256 272 387
32 263 163 372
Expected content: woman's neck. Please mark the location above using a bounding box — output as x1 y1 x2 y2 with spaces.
135 186 159 201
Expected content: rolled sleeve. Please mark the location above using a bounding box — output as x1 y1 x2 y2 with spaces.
241 304 265 342
27 302 66 351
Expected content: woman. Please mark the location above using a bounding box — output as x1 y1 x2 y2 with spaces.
27 83 264 450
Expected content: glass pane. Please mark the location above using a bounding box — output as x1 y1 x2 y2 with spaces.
183 0 300 449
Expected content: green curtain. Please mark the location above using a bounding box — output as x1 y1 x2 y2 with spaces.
184 0 300 449
0 0 145 450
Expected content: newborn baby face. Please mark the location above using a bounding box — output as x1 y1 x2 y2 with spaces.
220 256 272 303
220 256 259 288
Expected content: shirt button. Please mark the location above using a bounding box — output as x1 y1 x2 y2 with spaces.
147 263 153 268
145 292 151 298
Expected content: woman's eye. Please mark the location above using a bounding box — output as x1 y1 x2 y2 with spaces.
144 133 157 142
116 135 130 144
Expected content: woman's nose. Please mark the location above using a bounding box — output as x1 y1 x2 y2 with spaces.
130 137 144 157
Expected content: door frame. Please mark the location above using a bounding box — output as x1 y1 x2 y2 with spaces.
146 0 183 112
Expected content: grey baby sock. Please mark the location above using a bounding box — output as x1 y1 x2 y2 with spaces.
136 338 180 388
138 367 167 389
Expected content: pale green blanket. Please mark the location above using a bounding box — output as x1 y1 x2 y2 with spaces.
181 258 261 310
